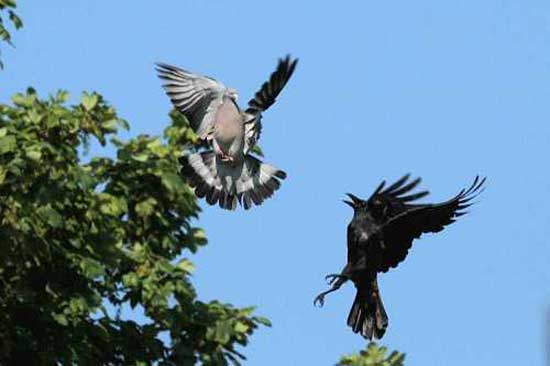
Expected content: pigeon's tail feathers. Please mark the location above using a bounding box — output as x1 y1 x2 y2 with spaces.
180 153 286 210
236 155 287 210
180 151 238 210
347 277 388 340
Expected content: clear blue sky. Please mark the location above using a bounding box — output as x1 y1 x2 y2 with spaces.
2 1 550 365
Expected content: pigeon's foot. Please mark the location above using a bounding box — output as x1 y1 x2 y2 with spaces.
218 153 234 164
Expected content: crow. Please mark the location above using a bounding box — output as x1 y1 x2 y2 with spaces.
314 174 486 340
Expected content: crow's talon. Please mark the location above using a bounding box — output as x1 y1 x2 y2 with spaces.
313 294 325 307
325 273 347 285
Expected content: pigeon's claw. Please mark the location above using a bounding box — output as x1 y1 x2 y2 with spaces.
218 153 234 163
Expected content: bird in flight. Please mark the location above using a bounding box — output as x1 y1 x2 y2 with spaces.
156 55 298 210
314 175 486 340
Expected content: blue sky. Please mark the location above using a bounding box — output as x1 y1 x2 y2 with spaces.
2 1 550 365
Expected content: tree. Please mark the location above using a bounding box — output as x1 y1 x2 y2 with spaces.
337 343 406 366
0 89 270 365
0 0 23 69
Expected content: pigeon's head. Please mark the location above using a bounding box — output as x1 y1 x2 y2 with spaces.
228 88 238 101
343 193 366 210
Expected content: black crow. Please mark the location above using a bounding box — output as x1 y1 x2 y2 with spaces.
314 175 486 340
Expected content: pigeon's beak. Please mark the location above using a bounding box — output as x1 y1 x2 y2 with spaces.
343 193 361 208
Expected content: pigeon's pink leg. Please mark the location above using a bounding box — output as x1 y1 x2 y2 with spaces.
212 139 234 163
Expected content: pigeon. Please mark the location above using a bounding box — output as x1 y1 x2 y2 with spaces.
314 175 486 339
156 55 298 210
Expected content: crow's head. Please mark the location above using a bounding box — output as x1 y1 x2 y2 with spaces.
343 193 366 210
344 193 389 219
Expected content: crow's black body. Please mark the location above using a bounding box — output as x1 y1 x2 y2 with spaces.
314 175 486 340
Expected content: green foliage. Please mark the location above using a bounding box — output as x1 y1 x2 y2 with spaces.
0 88 269 365
0 0 23 69
337 343 406 366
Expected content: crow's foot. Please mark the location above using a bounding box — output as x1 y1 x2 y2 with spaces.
325 273 349 285
313 293 327 307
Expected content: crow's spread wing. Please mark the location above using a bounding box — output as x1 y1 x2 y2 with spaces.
372 176 486 272
367 174 430 219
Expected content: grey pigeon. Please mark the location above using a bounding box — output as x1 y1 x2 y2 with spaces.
156 55 298 210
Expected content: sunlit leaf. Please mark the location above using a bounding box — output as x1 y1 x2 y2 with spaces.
81 92 99 111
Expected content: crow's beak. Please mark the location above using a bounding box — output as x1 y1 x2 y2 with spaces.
343 193 361 208
343 199 354 208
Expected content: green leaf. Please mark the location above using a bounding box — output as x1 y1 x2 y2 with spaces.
81 92 99 111
254 316 271 327
55 90 70 103
1 1 18 8
234 322 249 333
251 144 264 157
161 172 183 193
102 119 125 133
131 152 149 162
338 343 406 366
52 313 69 326
0 135 16 154
0 26 11 44
176 258 194 274
80 258 106 280
0 166 7 184
38 206 63 228
147 138 168 157
135 197 157 218
8 10 22 29
25 148 42 161
11 92 35 107
213 320 232 344
98 194 127 216
192 228 207 243
122 273 139 288
28 109 41 123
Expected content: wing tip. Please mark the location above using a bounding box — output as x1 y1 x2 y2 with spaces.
453 175 487 216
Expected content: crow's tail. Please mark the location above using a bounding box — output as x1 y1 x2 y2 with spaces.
347 276 388 340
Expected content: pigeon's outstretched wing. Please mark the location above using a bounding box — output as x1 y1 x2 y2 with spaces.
243 55 298 154
155 63 229 139
370 176 486 273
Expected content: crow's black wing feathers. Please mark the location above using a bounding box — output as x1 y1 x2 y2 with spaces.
245 55 298 115
374 176 486 272
368 174 430 219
